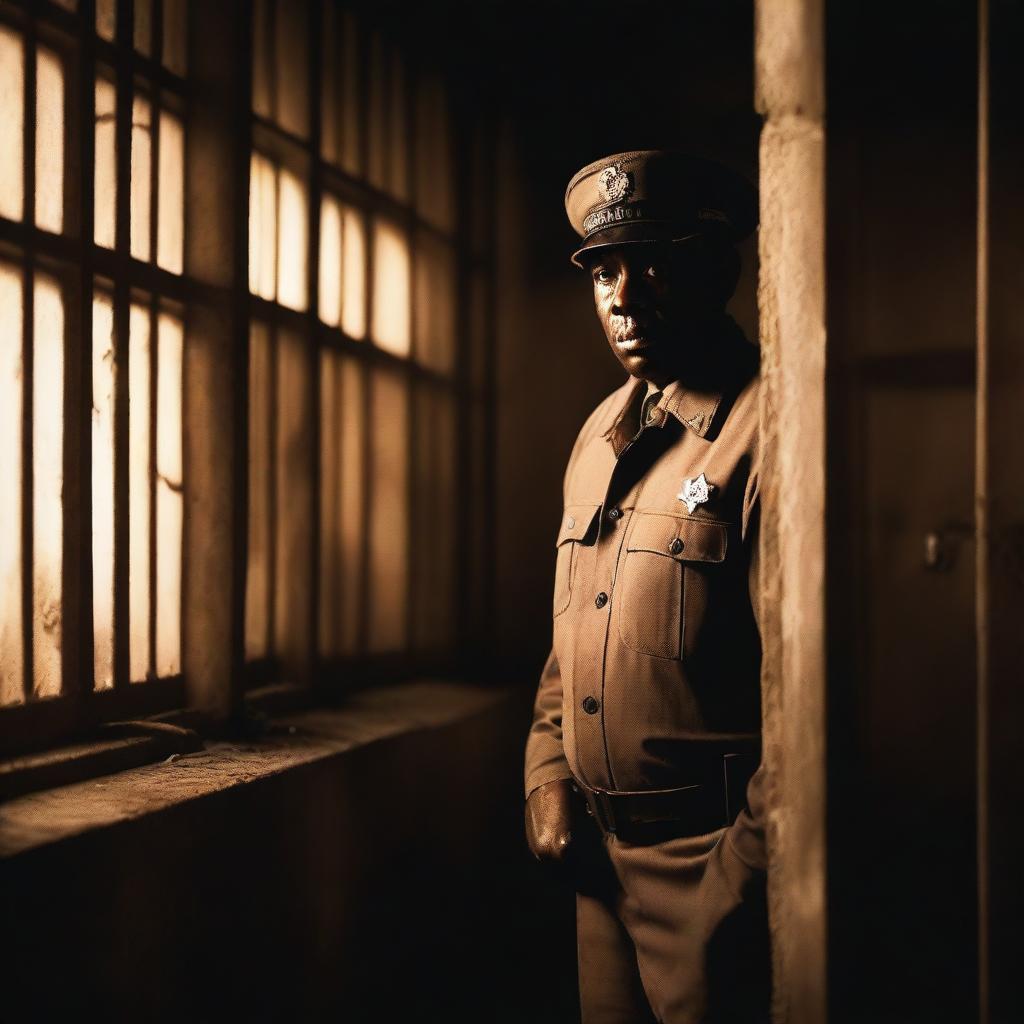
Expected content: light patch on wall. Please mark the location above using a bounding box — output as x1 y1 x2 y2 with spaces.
128 303 151 683
155 311 183 677
319 197 366 338
0 27 25 223
92 291 116 691
157 109 184 274
94 76 117 248
33 275 64 699
131 95 152 261
0 263 23 705
35 47 65 234
371 220 410 357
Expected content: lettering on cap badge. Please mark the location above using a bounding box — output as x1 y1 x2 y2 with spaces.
598 163 633 204
678 472 715 514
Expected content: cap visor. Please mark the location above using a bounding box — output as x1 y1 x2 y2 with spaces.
570 224 701 268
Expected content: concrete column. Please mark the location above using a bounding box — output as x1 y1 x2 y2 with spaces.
754 2 827 1021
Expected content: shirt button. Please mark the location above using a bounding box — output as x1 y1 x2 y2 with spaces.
566 516 576 529
582 696 600 715
607 507 622 522
670 538 684 555
594 592 608 609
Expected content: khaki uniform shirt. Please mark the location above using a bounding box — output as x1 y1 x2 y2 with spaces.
525 326 766 868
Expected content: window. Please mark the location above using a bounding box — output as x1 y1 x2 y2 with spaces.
0 0 496 756
0 0 190 753
245 0 494 686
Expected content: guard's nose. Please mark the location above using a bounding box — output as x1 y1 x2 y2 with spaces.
611 266 651 316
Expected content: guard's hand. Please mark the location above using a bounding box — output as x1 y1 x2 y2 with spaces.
525 779 574 863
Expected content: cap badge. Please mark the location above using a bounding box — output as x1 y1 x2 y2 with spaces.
598 163 633 204
678 472 715 514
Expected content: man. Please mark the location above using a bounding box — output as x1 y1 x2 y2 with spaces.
523 150 771 1024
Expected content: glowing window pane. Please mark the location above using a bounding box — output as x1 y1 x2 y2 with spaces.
368 370 407 652
96 0 116 42
0 28 25 223
248 153 276 300
94 77 117 248
252 0 271 119
33 275 64 699
339 206 366 340
134 0 152 55
339 357 363 653
274 329 311 660
245 322 271 661
367 32 386 191
415 75 454 231
371 221 410 356
320 1 338 164
340 10 360 176
157 109 184 274
388 49 408 200
35 47 64 234
162 0 187 75
413 389 455 650
318 196 342 327
318 350 340 656
0 263 23 705
414 236 455 374
131 96 152 261
92 292 116 691
274 0 308 138
128 303 151 682
277 167 307 312
155 312 182 677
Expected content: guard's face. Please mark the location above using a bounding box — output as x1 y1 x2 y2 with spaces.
588 242 711 387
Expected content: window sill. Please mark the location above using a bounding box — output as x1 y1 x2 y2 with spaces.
0 679 515 860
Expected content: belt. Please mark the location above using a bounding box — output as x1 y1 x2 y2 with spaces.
574 752 758 842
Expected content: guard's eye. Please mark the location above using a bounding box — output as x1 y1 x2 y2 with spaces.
592 266 616 285
645 262 667 280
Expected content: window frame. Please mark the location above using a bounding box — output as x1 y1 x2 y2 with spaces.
0 0 194 757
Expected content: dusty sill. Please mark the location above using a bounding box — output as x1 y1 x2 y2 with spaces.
0 680 515 860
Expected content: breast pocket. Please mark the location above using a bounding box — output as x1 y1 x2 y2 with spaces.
615 511 728 659
553 503 601 618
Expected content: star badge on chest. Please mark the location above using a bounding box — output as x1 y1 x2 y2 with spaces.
677 472 715 514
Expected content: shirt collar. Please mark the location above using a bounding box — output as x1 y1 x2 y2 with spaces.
602 374 723 449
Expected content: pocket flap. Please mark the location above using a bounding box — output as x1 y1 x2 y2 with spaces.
556 503 601 546
626 511 727 563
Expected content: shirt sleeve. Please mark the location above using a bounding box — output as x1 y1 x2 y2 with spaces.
523 647 574 799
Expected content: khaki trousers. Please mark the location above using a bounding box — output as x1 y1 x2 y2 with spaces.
572 810 771 1024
